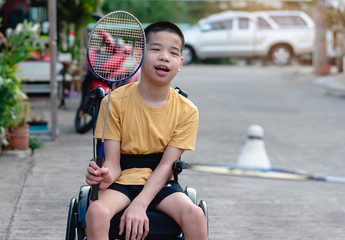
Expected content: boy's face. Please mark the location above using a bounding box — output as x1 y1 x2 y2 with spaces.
141 31 183 85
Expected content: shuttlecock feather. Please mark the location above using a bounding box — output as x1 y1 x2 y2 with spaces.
237 125 271 169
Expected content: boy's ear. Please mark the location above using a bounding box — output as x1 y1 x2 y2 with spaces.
178 57 184 72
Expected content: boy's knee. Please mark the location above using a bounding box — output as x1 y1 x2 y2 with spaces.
86 201 111 226
182 205 206 225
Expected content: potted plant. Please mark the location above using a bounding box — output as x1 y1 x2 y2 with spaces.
0 76 26 150
6 98 30 150
0 76 15 151
0 20 37 150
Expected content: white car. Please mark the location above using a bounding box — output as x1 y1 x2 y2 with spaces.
182 10 315 65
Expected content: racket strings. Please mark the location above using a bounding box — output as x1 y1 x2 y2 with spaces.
88 12 145 82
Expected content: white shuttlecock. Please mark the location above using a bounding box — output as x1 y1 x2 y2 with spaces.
237 125 271 169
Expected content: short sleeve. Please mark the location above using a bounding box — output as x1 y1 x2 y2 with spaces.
168 106 198 151
94 95 121 141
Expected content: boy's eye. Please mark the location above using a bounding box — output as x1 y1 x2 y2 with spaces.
171 52 179 56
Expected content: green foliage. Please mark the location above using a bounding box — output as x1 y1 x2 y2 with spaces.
325 2 345 29
57 0 100 34
29 135 43 155
0 20 36 81
29 135 43 149
57 0 101 61
101 0 219 24
0 20 37 144
0 76 17 144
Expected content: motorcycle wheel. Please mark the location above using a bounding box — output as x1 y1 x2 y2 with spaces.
75 105 93 134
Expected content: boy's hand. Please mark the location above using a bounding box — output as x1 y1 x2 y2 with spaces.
119 201 149 240
85 161 113 189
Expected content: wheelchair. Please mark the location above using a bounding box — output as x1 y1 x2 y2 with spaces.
65 86 209 240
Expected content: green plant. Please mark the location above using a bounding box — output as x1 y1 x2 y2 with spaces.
57 0 99 62
0 20 38 144
0 76 21 144
1 24 35 76
29 135 43 156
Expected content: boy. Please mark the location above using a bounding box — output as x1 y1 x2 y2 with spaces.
85 21 208 240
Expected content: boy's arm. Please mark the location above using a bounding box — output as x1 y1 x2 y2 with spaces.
102 139 122 189
136 145 184 206
86 139 122 190
119 145 184 239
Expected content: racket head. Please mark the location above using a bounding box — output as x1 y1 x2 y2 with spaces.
87 11 145 84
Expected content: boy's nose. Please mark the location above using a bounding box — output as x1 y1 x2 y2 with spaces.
159 53 169 62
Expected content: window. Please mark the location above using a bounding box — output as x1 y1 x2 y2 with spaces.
239 18 250 29
257 17 272 29
209 21 223 30
270 16 307 27
206 19 232 31
223 19 233 30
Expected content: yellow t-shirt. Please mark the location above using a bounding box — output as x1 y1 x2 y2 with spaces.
94 82 198 184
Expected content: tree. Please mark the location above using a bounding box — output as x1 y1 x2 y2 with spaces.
57 0 102 61
101 0 217 24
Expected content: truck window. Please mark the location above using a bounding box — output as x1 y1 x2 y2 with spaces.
239 18 250 29
270 16 307 27
223 19 233 30
257 17 272 29
209 21 223 30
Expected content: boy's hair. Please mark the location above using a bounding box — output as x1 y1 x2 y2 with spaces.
144 21 185 53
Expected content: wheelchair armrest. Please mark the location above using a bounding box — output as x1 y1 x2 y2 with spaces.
173 161 184 174
85 85 106 114
88 85 105 100
173 160 188 181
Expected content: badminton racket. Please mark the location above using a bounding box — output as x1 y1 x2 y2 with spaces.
87 11 145 200
176 162 345 183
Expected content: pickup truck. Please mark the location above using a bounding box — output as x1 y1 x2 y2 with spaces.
182 10 315 65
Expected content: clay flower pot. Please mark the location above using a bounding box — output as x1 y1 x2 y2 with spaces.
7 124 30 150
316 64 331 76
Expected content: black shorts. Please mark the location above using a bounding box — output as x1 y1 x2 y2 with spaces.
108 181 183 209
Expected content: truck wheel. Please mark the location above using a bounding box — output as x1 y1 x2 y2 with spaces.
270 45 292 66
183 46 195 65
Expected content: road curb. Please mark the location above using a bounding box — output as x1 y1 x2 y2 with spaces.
314 74 345 97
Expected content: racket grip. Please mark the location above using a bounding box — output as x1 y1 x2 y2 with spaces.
90 184 100 201
90 155 104 201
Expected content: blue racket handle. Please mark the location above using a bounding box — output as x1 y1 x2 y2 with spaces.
90 155 104 201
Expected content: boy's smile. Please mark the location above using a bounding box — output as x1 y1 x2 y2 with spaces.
154 64 170 77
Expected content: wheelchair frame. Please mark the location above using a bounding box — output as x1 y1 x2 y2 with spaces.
66 185 208 240
65 86 209 240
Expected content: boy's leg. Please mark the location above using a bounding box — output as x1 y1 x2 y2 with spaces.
86 189 131 240
155 192 208 240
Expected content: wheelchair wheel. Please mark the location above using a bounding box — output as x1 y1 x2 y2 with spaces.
76 185 91 239
66 198 77 240
185 186 197 205
199 200 209 237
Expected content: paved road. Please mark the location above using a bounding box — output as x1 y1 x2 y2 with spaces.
1 65 345 240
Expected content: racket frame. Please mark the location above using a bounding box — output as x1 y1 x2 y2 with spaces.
86 10 145 84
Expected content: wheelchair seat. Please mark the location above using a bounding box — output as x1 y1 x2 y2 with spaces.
109 209 181 239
